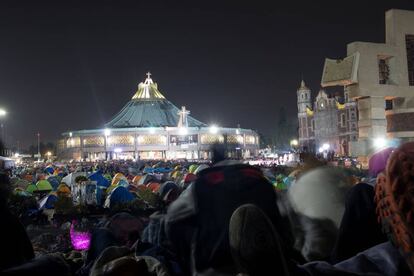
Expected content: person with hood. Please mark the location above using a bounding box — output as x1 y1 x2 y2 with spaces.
0 140 34 270
229 143 414 276
164 144 291 275
330 148 393 263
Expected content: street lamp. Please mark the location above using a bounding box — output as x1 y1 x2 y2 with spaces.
37 132 40 162
104 128 111 160
0 109 6 143
290 139 299 147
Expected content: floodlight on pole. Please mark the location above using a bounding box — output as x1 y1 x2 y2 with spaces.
0 109 6 117
209 125 219 134
104 128 111 137
373 137 387 149
290 139 299 147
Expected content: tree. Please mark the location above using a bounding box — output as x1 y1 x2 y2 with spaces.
273 107 297 150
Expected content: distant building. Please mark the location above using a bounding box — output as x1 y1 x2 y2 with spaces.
297 80 358 156
321 9 414 163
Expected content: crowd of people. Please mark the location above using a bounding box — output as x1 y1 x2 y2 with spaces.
0 141 413 276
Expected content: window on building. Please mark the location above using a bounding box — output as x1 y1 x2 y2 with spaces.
378 58 390 84
340 113 346 127
406 35 414 86
385 99 393 111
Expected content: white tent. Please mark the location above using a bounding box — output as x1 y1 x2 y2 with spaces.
0 156 15 169
61 172 87 187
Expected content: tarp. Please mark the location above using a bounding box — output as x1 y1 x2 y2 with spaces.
88 171 110 188
39 193 58 209
36 180 53 191
104 186 134 208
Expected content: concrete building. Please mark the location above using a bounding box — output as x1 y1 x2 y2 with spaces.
57 73 259 161
321 9 414 162
297 80 358 155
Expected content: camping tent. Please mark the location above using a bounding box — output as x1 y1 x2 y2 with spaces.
104 186 134 208
14 179 30 190
36 180 53 191
44 166 54 175
189 164 198 174
88 171 110 188
132 175 142 186
146 182 161 193
111 173 127 186
138 174 157 185
194 164 209 175
39 193 58 209
26 183 38 194
57 183 71 196
61 172 87 187
0 156 15 169
47 176 60 190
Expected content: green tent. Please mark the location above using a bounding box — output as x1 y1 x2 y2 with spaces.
36 180 53 191
26 183 38 194
189 164 198 174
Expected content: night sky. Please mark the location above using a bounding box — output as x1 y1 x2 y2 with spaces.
1 0 414 149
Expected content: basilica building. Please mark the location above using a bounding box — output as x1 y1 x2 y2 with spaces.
297 80 358 156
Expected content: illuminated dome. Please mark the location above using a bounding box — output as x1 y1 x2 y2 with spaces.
105 73 206 128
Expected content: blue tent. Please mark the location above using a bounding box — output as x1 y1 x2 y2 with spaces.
104 186 134 208
88 171 110 188
47 176 60 191
117 178 129 188
44 167 54 175
39 194 58 209
154 167 172 174
143 167 155 174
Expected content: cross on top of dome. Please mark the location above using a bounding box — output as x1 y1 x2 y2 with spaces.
144 71 154 85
